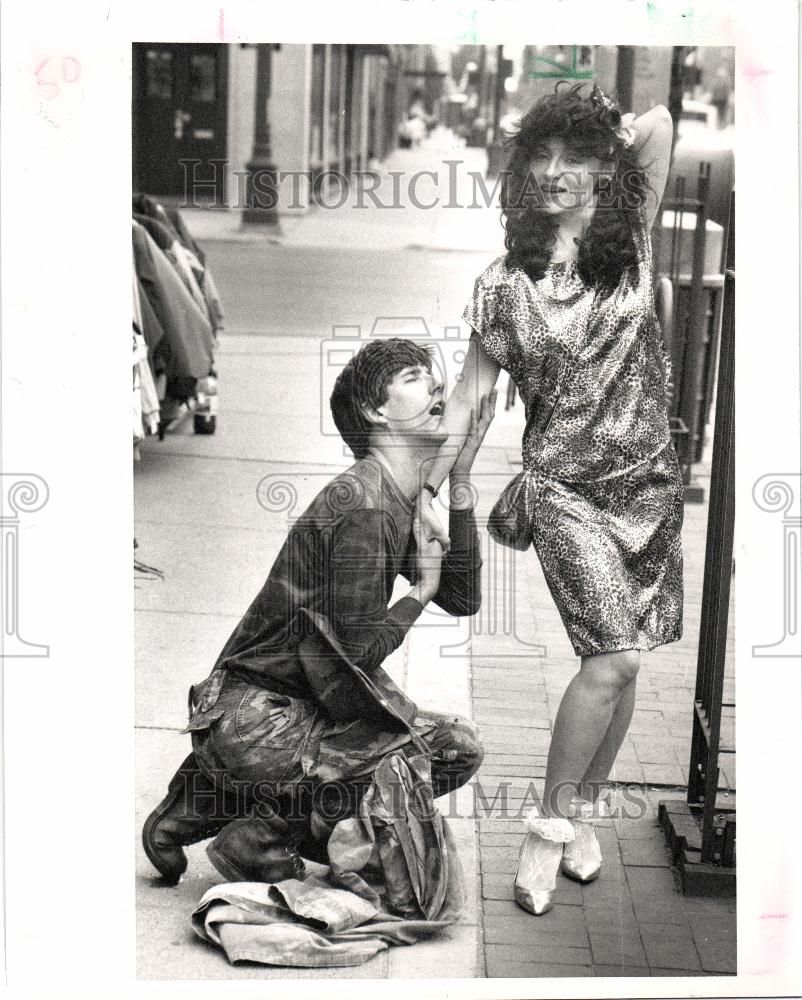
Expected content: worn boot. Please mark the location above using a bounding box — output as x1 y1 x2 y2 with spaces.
142 753 244 885
206 811 305 884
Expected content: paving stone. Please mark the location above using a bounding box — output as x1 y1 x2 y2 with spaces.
620 839 672 867
479 764 547 778
614 816 662 839
691 928 737 975
583 906 640 934
485 943 593 972
685 909 737 973
480 832 526 847
648 967 715 977
625 865 679 898
641 761 686 786
487 960 594 978
588 929 648 967
483 902 589 946
482 753 548 767
630 898 691 926
474 711 552 730
631 738 682 764
639 922 702 971
593 965 652 977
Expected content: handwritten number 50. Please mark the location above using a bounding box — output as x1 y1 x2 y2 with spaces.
36 56 82 100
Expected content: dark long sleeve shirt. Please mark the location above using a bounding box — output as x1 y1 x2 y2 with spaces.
207 457 482 701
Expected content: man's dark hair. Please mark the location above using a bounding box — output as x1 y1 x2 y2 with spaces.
330 338 434 458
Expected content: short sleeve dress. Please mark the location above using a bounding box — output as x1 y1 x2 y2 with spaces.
462 212 684 657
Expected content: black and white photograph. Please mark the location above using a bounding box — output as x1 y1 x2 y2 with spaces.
1 2 800 998
132 37 739 979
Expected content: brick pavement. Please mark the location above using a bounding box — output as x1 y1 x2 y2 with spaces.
469 441 736 978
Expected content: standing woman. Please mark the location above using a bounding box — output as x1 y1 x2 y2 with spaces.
421 83 681 914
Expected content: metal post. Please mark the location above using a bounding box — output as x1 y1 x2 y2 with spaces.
677 162 711 474
687 191 735 863
243 43 280 227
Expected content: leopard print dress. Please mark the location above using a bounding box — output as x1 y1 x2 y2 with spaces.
463 211 684 657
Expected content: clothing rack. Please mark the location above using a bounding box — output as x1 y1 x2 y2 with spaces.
132 194 224 457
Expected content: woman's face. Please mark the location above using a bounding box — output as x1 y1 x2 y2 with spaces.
528 137 609 215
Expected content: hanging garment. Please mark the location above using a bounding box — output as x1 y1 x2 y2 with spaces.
133 330 160 435
132 220 214 381
164 206 224 331
134 197 224 332
190 752 465 968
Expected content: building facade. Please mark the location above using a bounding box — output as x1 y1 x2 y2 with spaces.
132 42 433 215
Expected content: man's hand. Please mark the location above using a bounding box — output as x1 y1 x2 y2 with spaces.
450 389 498 478
411 514 445 605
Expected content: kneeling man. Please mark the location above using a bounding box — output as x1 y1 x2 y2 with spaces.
143 338 495 885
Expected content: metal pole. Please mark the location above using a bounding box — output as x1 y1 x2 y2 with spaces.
243 43 281 227
492 45 504 144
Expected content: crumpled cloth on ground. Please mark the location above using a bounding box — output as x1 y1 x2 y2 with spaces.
191 752 465 967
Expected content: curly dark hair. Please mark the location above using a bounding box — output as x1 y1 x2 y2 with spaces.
330 338 434 458
500 82 652 291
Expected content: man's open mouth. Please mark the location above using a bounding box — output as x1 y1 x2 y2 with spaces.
429 402 444 417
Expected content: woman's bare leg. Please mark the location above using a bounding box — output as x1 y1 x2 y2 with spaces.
578 674 637 802
542 650 640 817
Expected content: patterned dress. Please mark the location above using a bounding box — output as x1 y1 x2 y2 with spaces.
463 211 684 657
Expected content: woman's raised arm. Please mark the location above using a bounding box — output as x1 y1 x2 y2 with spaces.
421 331 502 492
626 104 674 229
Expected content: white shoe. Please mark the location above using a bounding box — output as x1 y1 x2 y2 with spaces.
560 795 609 884
514 809 576 916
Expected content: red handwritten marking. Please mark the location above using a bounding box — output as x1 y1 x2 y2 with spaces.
35 55 82 100
760 913 788 919
218 8 225 42
62 57 81 84
742 64 773 79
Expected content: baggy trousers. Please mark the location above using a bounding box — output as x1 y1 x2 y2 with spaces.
190 673 484 835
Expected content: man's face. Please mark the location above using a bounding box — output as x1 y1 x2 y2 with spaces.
376 363 448 445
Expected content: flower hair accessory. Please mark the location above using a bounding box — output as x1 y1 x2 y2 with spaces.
590 83 636 150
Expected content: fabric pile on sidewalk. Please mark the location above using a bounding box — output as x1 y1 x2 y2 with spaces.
191 752 466 968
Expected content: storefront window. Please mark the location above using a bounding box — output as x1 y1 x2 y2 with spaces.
145 50 173 100
190 54 216 103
